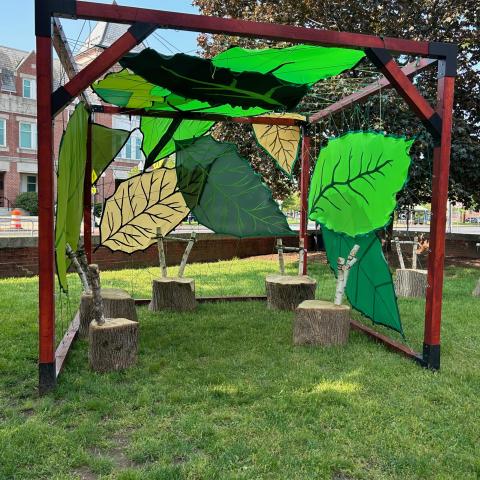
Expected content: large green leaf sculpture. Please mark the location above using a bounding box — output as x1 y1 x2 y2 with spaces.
55 102 89 291
309 132 413 237
92 69 268 116
175 135 295 238
213 45 365 85
120 49 309 111
141 117 214 169
321 225 403 335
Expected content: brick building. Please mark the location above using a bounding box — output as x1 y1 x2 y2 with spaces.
0 18 144 212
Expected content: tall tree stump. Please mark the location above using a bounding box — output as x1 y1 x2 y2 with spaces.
89 318 138 372
150 277 196 312
473 279 480 297
394 269 427 298
79 288 137 339
265 274 316 311
294 300 351 346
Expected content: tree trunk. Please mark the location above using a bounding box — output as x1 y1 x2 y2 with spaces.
394 269 428 298
150 277 196 312
293 300 350 346
79 288 137 339
88 318 138 372
265 274 316 311
473 278 480 297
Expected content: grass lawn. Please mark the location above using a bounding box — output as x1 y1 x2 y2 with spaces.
0 255 479 479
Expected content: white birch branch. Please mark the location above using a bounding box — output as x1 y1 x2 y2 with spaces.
156 227 167 278
394 237 405 269
298 238 305 276
87 264 105 326
276 238 285 275
334 257 346 305
66 243 90 293
178 232 196 278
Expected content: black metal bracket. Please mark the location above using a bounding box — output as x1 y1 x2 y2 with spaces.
128 22 158 42
421 343 440 370
35 0 77 37
39 362 56 395
365 47 392 70
52 86 73 116
428 42 458 77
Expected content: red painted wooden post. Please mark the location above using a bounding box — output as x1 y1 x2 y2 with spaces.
423 64 456 370
36 1 56 393
299 127 311 275
84 120 93 263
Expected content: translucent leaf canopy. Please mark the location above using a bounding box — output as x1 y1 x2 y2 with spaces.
92 45 364 115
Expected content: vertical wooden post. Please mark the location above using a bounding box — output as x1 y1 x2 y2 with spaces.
36 1 56 393
299 125 311 275
276 238 285 275
394 237 405 269
84 119 93 263
412 236 418 270
156 227 167 278
424 60 456 370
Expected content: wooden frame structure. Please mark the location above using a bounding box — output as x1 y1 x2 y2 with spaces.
36 0 456 393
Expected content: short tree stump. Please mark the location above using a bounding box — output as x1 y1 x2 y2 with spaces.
294 300 351 346
473 279 480 297
79 288 137 339
150 277 196 312
394 269 427 298
265 274 317 311
88 318 138 373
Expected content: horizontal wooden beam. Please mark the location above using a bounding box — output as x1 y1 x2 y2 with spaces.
92 105 305 126
310 58 437 123
65 1 433 56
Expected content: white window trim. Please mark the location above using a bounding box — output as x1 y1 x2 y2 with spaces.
22 78 36 100
18 121 37 151
0 119 5 147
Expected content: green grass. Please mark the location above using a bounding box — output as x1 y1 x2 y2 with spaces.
0 256 479 479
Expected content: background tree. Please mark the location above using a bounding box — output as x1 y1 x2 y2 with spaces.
193 0 480 208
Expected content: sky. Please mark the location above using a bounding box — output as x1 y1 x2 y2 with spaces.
0 0 199 54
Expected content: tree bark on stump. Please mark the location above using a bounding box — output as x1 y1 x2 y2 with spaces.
79 288 137 339
294 300 350 346
394 269 427 298
473 279 480 297
265 274 316 311
150 277 196 312
88 318 138 372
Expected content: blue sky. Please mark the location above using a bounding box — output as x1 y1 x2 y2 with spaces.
0 0 199 54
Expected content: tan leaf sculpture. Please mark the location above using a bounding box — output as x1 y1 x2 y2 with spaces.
253 113 306 176
100 167 189 253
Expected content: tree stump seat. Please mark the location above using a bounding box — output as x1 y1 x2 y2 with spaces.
394 269 427 298
150 277 196 312
89 318 138 372
265 274 316 311
294 300 351 346
79 288 137 339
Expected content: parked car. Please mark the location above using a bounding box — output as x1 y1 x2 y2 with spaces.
465 217 480 224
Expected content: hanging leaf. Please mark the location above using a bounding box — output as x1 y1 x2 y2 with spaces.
55 102 89 292
141 117 214 169
252 113 305 176
92 69 269 116
120 49 309 111
321 225 403 335
91 123 131 184
309 132 413 237
176 136 295 238
213 45 365 85
100 167 189 253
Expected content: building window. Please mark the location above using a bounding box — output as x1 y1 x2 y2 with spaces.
0 119 5 147
120 136 143 160
22 79 36 99
19 122 37 150
26 175 37 192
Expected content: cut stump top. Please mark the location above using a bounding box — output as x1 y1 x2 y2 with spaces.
266 274 316 285
90 318 138 330
396 268 428 274
83 288 132 300
154 277 194 284
297 300 350 311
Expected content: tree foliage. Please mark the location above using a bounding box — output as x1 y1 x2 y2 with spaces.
194 0 480 207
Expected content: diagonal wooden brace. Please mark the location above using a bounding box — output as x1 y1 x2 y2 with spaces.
52 22 157 115
365 48 441 139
